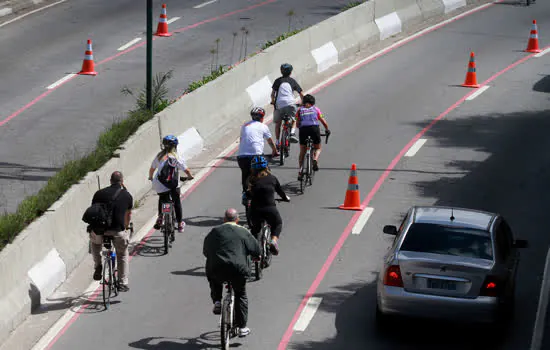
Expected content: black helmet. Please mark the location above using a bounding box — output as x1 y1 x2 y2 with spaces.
303 94 316 106
280 63 293 77
250 107 266 121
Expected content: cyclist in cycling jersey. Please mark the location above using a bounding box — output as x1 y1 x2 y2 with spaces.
296 94 330 180
237 107 279 204
148 135 194 233
271 63 304 148
246 155 290 256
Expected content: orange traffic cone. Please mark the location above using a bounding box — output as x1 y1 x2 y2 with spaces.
339 164 365 211
462 51 480 88
79 39 97 76
155 4 172 37
526 20 542 53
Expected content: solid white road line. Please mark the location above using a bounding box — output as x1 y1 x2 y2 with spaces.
0 0 67 28
466 85 490 101
167 16 181 24
530 247 550 350
118 38 142 51
293 297 322 332
535 47 550 58
404 138 427 157
47 74 76 90
352 207 374 235
194 0 217 9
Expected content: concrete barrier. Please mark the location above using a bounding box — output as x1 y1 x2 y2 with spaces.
0 0 493 345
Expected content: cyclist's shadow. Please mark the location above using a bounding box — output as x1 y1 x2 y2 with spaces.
129 332 243 349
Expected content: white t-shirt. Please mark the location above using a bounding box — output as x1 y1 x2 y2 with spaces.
151 154 188 193
238 121 272 156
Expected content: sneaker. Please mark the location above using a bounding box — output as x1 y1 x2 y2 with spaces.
178 221 185 233
118 284 130 292
213 301 221 315
297 172 303 181
313 159 319 172
269 240 280 256
238 327 251 337
93 265 102 281
289 133 299 144
241 192 248 206
153 216 162 230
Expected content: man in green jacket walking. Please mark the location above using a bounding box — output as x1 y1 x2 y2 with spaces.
203 208 260 337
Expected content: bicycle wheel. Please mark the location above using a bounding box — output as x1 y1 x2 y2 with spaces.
112 257 119 297
279 129 287 166
300 151 307 193
263 225 272 268
220 295 232 350
102 258 112 309
308 152 315 186
163 213 170 254
255 224 268 280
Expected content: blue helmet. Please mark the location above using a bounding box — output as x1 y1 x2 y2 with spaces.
251 155 268 170
280 63 293 77
162 135 178 147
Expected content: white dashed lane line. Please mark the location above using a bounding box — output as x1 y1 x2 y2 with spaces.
466 85 490 101
47 74 77 90
167 16 181 24
293 297 323 332
194 0 217 9
404 138 427 157
352 207 374 235
535 47 550 58
117 38 142 51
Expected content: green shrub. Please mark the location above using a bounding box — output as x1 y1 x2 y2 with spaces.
261 29 302 50
341 1 365 11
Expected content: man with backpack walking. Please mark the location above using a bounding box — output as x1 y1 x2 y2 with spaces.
86 171 133 291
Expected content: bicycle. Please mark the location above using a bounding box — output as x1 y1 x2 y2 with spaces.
159 176 192 254
278 105 298 166
220 281 237 350
101 223 133 309
300 132 330 193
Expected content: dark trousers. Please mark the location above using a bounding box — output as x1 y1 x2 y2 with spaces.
237 156 254 193
158 187 182 222
208 273 248 328
250 206 283 239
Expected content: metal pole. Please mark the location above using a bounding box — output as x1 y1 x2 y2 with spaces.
531 247 550 350
146 0 153 111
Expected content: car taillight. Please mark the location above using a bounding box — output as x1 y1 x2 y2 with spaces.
480 276 500 297
383 265 404 287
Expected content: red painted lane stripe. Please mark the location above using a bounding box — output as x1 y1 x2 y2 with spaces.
277 48 549 350
0 0 276 127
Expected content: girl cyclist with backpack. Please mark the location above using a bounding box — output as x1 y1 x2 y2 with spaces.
148 135 194 233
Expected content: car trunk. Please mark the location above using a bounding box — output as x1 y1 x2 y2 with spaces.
397 251 494 298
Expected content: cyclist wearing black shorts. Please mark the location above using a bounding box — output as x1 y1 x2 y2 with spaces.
296 94 330 180
246 155 290 255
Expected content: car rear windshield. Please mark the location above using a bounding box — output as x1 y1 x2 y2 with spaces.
400 223 493 260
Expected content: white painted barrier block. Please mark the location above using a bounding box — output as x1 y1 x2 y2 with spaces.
311 42 339 73
0 7 12 17
442 0 466 14
177 127 205 162
246 75 272 107
27 249 66 303
375 12 402 41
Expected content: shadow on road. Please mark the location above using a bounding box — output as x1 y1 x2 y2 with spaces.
172 267 207 277
292 108 550 349
129 331 243 349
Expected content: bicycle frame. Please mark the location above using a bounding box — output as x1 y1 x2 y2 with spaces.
300 132 329 193
161 201 176 254
101 236 118 309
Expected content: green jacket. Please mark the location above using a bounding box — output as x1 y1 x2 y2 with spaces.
203 222 261 277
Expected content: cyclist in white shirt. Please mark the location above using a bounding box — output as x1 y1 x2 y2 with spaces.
237 107 279 203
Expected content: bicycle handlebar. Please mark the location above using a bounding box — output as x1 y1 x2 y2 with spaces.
320 132 331 144
180 176 194 182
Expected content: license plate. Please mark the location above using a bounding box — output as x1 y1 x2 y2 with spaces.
427 279 457 291
162 203 172 213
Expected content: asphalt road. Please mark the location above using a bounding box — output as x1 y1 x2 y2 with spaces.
0 0 347 213
31 1 550 350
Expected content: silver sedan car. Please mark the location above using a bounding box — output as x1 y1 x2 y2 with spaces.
376 206 528 327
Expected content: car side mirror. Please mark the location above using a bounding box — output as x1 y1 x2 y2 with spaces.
383 225 398 235
513 239 528 249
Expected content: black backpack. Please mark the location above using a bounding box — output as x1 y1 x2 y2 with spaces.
82 188 123 234
157 157 179 190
